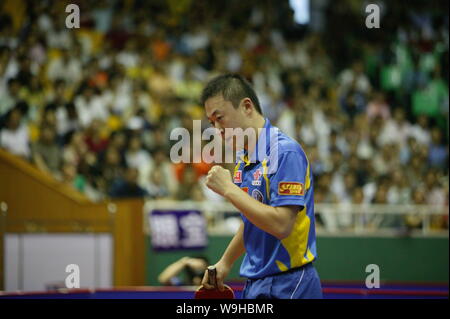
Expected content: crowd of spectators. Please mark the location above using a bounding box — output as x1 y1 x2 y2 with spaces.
0 0 448 232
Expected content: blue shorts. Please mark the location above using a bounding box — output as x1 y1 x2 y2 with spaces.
242 263 323 299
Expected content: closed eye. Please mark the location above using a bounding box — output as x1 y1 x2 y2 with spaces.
209 116 223 127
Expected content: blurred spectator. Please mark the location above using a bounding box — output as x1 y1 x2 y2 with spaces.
409 115 432 145
84 120 109 153
108 130 127 160
339 81 367 119
404 188 426 232
428 127 448 169
372 144 399 176
338 61 371 97
46 49 82 84
0 106 30 158
352 187 365 204
387 170 411 205
140 147 178 195
378 108 410 146
400 136 418 165
31 125 61 177
100 146 124 191
158 256 209 286
0 13 17 49
63 131 88 167
412 66 448 120
144 169 170 199
61 161 86 193
370 183 405 229
425 170 447 207
57 102 80 143
366 92 391 122
109 167 148 199
75 87 108 127
175 165 203 201
125 134 151 170
0 78 21 115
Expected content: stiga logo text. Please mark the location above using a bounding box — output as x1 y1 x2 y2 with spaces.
278 182 304 195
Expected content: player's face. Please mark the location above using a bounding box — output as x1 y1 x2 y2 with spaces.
205 95 246 149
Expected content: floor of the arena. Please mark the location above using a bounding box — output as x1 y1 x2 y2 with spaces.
0 282 447 299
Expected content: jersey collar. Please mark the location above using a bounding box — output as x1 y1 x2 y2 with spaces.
237 118 272 165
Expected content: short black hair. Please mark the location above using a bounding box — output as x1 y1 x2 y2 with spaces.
201 74 262 115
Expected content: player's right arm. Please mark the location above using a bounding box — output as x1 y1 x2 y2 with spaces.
202 221 245 290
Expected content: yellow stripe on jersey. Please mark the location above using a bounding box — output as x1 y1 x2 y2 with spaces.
305 159 311 191
234 160 242 177
303 248 315 264
243 155 251 167
262 159 271 201
276 206 312 271
276 260 289 272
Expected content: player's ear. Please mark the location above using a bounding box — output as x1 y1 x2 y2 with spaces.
240 98 253 116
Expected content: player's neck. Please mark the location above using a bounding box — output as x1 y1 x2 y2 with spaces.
243 115 266 153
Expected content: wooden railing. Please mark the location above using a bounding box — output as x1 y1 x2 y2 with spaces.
0 148 145 290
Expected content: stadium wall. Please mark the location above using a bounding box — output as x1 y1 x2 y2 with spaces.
146 235 449 285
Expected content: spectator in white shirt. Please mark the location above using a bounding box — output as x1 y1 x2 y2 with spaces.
75 86 108 127
0 107 30 159
378 108 412 146
409 115 432 145
338 61 372 96
46 49 82 84
139 147 178 197
125 135 151 171
0 78 21 116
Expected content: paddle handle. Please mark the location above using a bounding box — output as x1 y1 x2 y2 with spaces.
207 266 217 287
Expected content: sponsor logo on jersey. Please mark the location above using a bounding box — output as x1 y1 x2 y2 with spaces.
252 169 262 186
252 189 264 202
234 170 242 183
278 182 304 195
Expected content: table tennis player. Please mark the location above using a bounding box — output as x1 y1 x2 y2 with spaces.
201 74 323 299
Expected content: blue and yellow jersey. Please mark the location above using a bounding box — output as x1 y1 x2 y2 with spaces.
233 119 318 279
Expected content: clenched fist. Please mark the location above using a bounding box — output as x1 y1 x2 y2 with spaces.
205 165 235 197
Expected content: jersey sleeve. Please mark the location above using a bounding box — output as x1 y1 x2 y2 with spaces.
268 151 308 208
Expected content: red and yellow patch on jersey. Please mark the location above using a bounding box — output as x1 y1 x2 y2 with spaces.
278 182 304 196
234 170 242 183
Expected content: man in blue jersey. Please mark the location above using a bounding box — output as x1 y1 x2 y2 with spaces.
201 74 322 299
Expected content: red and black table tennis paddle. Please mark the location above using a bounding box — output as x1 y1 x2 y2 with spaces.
194 266 235 299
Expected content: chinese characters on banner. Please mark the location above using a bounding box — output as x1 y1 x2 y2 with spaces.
149 210 208 251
